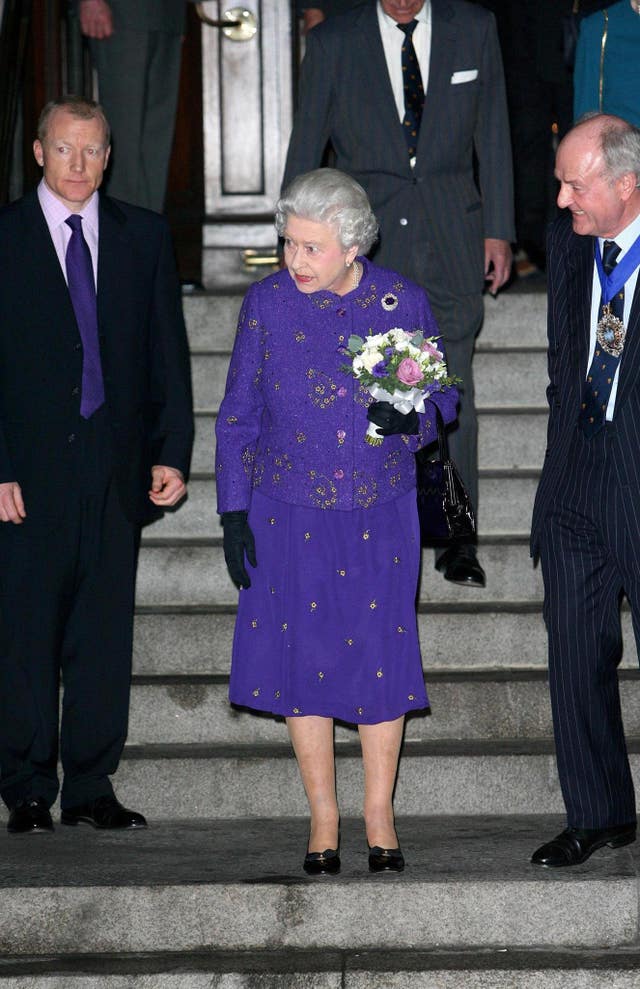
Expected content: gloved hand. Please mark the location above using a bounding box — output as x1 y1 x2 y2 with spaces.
366 401 419 436
221 510 257 589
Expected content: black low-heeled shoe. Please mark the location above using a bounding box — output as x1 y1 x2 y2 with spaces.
303 848 341 875
368 845 405 873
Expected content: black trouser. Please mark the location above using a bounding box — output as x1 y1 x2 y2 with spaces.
0 411 138 810
539 425 637 830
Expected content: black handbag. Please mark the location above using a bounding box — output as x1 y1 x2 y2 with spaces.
415 406 476 544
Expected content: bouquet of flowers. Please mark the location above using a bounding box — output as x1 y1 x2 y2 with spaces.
342 327 457 446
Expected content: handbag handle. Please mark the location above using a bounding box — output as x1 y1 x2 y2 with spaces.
433 404 450 462
415 401 450 463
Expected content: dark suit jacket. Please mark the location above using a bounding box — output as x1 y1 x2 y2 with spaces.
283 0 515 296
0 189 193 524
531 211 640 556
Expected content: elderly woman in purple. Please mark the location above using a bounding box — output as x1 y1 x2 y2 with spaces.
215 168 458 875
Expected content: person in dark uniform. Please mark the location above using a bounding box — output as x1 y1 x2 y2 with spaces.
0 97 194 834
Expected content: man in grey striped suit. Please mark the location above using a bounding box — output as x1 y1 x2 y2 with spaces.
283 0 514 588
531 114 640 867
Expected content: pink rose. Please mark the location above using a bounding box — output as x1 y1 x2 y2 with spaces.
421 341 443 359
396 358 423 387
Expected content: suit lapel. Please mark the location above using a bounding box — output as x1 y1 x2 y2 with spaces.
613 266 640 411
96 195 132 331
418 0 457 162
567 233 594 393
21 190 80 342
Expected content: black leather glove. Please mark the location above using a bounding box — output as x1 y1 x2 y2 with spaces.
221 511 257 589
366 401 419 436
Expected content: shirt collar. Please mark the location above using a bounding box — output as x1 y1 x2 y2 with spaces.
37 178 100 236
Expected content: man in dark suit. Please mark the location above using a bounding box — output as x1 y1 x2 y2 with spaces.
282 0 515 587
79 0 186 211
531 113 640 867
0 98 193 834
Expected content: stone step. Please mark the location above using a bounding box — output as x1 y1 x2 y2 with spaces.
478 409 547 471
131 608 638 677
149 473 540 540
3 740 640 818
190 348 548 413
193 408 549 475
183 290 548 351
123 671 640 747
184 293 241 351
3 949 640 988
0 817 636 956
100 743 640 818
133 540 544 608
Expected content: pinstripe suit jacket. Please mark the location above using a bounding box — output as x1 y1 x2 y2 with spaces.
283 0 515 296
531 211 640 556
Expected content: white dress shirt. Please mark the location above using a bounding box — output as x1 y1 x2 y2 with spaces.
588 211 640 419
37 179 100 289
377 1 432 129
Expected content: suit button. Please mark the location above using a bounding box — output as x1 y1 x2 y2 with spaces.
72 387 80 396
399 217 408 226
68 433 76 443
74 342 82 351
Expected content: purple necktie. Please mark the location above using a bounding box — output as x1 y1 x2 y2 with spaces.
65 214 105 419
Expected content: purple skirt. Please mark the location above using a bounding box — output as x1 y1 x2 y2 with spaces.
229 488 428 725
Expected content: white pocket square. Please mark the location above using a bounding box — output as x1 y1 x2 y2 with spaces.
451 69 478 84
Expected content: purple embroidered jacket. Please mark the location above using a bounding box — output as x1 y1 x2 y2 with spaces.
215 258 459 513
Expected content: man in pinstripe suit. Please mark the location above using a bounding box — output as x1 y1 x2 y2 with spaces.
531 114 640 867
283 0 514 588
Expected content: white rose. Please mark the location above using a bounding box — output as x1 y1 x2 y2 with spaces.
388 328 408 345
360 347 383 372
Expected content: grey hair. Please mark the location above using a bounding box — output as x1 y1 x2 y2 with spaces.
575 112 640 184
37 97 111 146
275 168 379 252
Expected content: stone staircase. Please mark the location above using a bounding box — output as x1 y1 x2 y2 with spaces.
2 288 640 987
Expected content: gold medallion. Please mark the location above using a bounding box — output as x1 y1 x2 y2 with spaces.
596 304 626 358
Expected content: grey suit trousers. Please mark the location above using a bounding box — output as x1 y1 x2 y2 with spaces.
91 29 182 211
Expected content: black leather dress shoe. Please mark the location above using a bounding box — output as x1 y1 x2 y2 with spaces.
61 795 147 830
7 797 54 834
436 546 486 587
368 845 405 872
531 824 636 868
303 849 341 875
